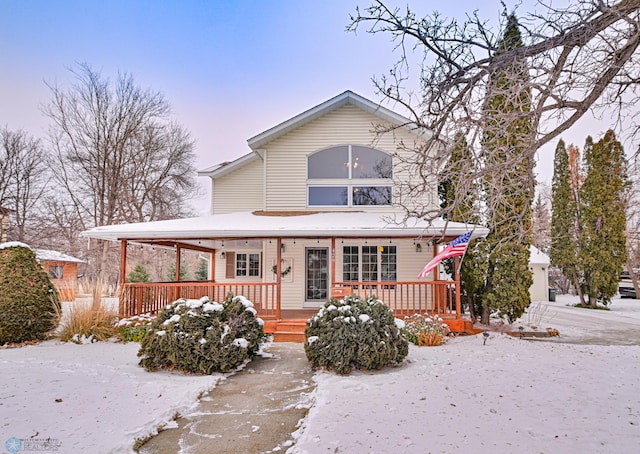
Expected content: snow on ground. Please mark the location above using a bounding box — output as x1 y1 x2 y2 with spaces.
1 295 640 453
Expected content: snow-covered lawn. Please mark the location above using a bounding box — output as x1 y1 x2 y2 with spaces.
1 295 639 453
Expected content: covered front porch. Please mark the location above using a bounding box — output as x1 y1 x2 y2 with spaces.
84 211 487 339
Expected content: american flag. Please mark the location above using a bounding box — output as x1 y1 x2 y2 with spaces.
417 231 472 278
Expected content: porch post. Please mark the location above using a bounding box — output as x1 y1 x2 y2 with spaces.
210 251 215 281
454 256 461 319
276 238 282 320
119 240 127 318
331 237 336 287
175 245 182 281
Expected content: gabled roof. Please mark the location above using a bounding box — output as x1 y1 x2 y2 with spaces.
247 90 414 150
198 90 418 179
197 152 259 179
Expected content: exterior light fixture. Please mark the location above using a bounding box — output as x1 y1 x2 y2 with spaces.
483 331 489 345
281 243 285 253
415 243 422 253
220 251 226 259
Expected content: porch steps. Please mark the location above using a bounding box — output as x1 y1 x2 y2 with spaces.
443 319 479 335
264 319 308 343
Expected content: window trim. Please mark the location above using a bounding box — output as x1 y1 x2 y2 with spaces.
342 245 397 282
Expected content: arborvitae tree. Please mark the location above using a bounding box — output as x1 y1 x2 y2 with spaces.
550 140 581 295
479 14 534 323
438 133 486 322
195 258 209 281
0 243 61 344
578 130 628 306
126 264 151 283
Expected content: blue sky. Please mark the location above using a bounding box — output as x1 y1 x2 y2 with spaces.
0 0 598 213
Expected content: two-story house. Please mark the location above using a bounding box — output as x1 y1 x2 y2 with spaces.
83 91 488 336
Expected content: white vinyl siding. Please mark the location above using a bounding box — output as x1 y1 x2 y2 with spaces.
211 158 264 214
262 105 432 212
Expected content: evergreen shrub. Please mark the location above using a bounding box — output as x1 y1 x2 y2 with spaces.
304 295 408 375
138 294 266 374
0 242 61 345
403 314 451 346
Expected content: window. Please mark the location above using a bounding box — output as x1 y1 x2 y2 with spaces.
236 253 260 277
308 145 392 207
49 265 64 279
342 246 396 282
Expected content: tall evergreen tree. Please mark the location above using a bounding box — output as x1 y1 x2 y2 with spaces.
550 140 580 295
438 133 485 322
479 14 534 323
578 131 628 306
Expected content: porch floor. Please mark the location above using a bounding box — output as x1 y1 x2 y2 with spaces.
263 310 477 342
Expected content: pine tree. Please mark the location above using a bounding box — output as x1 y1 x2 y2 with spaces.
550 140 580 295
195 258 209 281
479 14 534 323
578 131 628 306
166 262 189 282
126 264 151 283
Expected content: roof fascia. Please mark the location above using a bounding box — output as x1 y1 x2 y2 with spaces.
247 90 415 150
197 152 260 179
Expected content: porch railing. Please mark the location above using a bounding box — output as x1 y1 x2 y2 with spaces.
119 280 458 320
332 280 458 318
120 281 279 319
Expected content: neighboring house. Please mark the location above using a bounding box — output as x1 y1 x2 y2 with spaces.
83 91 488 335
36 249 84 301
0 207 11 243
529 245 550 301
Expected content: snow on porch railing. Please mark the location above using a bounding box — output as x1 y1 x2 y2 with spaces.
120 282 279 319
331 280 458 318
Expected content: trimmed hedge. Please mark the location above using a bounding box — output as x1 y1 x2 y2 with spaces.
304 295 408 374
138 294 266 374
0 242 61 345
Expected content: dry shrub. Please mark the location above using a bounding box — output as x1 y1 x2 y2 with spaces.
59 303 117 343
403 314 451 347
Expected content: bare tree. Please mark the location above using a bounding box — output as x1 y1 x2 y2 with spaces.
0 127 49 243
44 63 199 290
349 1 640 223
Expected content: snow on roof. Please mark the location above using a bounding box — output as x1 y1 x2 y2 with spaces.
34 249 84 263
81 211 489 243
530 245 551 265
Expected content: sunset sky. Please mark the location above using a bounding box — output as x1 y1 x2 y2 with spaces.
0 0 605 213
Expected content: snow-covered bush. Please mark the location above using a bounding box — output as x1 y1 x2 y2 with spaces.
138 294 265 374
304 295 408 375
403 314 451 346
0 242 61 345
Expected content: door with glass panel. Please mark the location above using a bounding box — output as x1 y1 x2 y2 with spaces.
306 248 328 303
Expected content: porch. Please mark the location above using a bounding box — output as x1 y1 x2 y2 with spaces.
120 279 471 341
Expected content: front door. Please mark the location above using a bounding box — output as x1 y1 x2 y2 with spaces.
305 247 328 305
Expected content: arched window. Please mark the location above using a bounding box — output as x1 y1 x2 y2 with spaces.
307 145 392 207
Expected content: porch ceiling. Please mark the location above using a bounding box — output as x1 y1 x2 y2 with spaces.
81 211 488 244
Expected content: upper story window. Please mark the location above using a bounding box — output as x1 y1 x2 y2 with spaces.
307 145 392 207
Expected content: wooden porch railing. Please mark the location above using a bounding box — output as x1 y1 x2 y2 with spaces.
120 280 458 321
332 280 458 318
120 281 279 319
